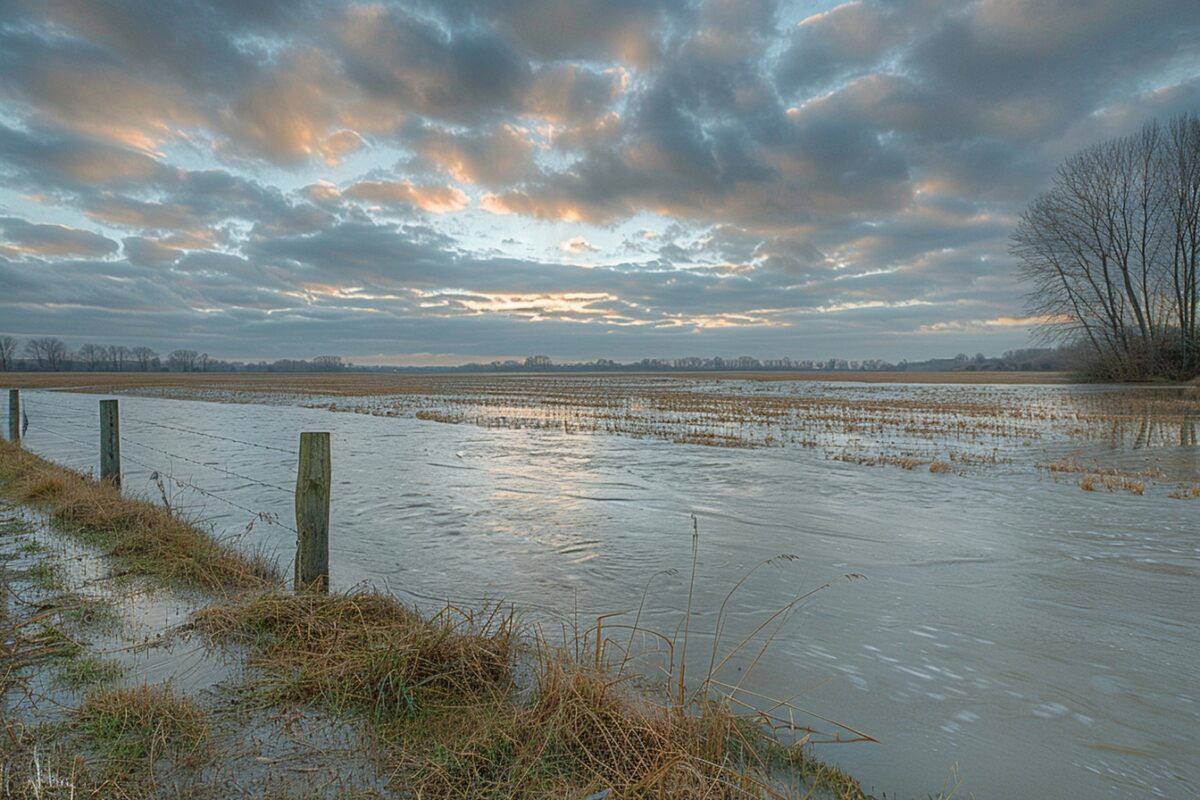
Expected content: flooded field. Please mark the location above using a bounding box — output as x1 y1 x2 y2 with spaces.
6 375 1199 798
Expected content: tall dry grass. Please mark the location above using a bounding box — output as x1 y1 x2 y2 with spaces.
194 587 869 799
0 440 278 591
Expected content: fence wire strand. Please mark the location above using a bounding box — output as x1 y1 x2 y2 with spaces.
120 437 294 496
20 392 294 455
18 398 298 535
122 415 295 455
121 450 298 535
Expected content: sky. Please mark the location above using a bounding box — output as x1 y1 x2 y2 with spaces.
0 0 1197 365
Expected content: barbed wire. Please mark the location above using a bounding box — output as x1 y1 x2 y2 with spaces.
119 450 298 535
120 436 293 495
22 418 298 535
19 391 294 455
121 416 295 455
25 423 94 451
17 408 97 431
21 406 291 484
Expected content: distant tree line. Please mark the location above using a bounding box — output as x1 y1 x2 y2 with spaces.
0 333 1077 375
0 336 347 373
456 349 1073 373
1013 111 1200 381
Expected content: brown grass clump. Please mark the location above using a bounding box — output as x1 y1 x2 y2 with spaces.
194 589 869 799
0 440 278 591
1117 477 1146 495
1077 473 1145 495
402 657 833 799
1039 458 1166 481
928 461 952 474
193 590 513 719
76 683 211 776
1168 484 1200 499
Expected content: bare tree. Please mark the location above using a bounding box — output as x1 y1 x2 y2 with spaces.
77 343 107 370
0 336 17 371
25 337 69 371
166 349 199 372
1013 112 1200 380
108 345 131 371
131 346 158 371
311 355 344 371
1166 113 1200 368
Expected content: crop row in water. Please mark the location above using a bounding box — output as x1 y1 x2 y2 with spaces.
14 372 1198 491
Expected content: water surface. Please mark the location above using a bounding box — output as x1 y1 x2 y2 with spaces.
10 383 1198 799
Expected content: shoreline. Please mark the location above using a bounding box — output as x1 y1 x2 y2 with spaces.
0 438 879 799
2 369 1072 395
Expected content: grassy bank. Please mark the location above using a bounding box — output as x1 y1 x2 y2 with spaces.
0 439 873 799
0 439 277 591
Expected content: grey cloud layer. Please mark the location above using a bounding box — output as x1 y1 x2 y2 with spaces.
1 0 1197 360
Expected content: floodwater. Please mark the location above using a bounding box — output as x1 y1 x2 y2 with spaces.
8 382 1199 799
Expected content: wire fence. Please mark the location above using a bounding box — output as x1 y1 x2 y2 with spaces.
12 390 300 536
4 388 656 628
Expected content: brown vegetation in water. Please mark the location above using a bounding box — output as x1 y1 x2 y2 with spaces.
11 374 1198 490
194 589 869 799
0 439 277 591
75 684 212 776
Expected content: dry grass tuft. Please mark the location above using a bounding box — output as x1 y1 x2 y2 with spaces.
928 460 952 474
0 440 278 591
194 590 512 719
195 589 869 799
76 683 211 775
1077 473 1145 495
1168 483 1200 499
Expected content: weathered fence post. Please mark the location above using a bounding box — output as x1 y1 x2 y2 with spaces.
7 389 18 444
99 399 121 487
294 431 331 593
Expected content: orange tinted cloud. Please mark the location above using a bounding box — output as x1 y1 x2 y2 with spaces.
344 181 469 214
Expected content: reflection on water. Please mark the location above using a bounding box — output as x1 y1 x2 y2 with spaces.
9 384 1200 799
1125 415 1198 448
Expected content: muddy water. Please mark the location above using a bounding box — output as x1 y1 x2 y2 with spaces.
10 384 1200 799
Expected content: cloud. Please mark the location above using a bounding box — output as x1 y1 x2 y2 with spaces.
414 124 536 186
0 0 1196 361
0 217 119 258
560 236 599 254
343 180 470 213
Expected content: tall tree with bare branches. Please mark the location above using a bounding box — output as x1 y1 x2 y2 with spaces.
24 337 69 371
1013 112 1200 380
0 336 17 371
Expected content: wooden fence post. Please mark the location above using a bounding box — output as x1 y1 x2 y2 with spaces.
99 399 121 487
294 431 331 593
7 389 18 444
